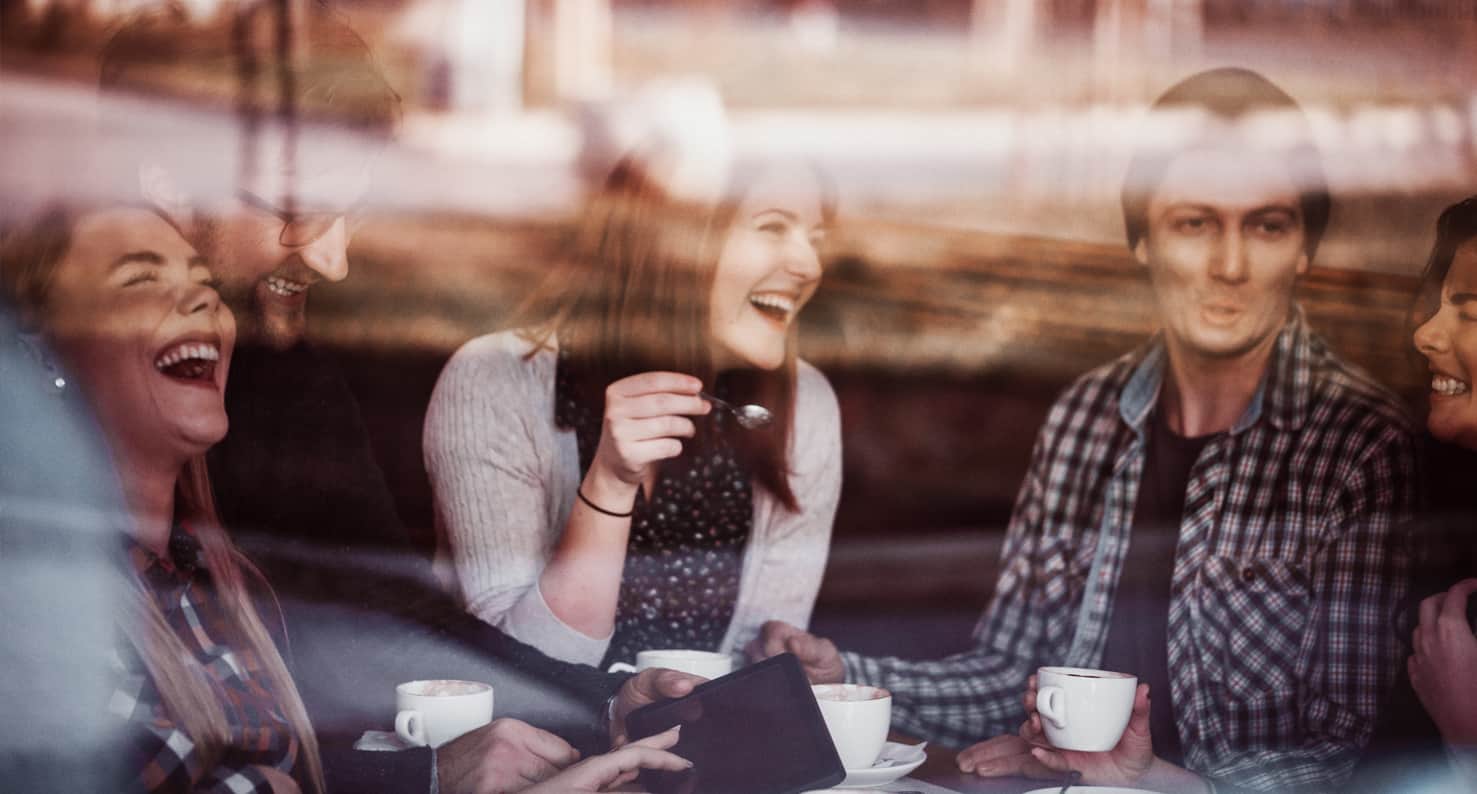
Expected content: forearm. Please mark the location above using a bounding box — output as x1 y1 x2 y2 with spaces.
538 466 637 639
842 649 1032 747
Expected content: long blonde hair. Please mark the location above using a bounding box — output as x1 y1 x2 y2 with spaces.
1 204 325 793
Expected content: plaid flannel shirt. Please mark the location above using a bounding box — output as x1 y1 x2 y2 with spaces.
844 310 1419 792
111 522 303 793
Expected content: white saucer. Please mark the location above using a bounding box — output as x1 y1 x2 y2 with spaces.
831 741 927 788
1022 787 1163 794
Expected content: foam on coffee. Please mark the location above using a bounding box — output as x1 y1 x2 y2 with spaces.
403 679 490 697
1039 666 1132 681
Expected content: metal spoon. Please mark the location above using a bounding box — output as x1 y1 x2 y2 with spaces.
699 391 773 430
1059 769 1082 794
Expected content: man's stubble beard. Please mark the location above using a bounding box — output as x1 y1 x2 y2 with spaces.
189 213 272 348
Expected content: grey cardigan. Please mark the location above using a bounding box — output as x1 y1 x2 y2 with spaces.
423 330 842 666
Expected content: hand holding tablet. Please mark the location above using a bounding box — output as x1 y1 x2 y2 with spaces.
625 653 847 794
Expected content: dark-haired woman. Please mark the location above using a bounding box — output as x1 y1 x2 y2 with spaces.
1404 195 1477 789
425 155 841 668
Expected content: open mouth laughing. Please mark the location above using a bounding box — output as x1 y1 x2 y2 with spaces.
265 275 310 298
154 338 221 383
1432 372 1470 397
748 292 798 324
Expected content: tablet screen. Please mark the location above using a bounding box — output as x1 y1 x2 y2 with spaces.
625 653 845 794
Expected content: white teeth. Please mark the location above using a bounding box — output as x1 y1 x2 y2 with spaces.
748 294 796 316
1432 375 1470 396
154 342 221 370
265 276 308 297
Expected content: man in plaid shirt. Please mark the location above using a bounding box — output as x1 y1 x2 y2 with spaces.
754 68 1419 793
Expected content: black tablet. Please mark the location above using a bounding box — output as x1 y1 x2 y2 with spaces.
625 653 845 794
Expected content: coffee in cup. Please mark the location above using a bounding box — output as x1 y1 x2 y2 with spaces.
607 649 734 679
1034 666 1137 752
395 679 493 748
812 683 891 770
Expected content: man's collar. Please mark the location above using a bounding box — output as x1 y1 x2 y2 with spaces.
1119 306 1313 436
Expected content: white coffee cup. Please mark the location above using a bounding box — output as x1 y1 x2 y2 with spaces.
812 683 892 770
607 649 734 679
1034 666 1138 752
394 679 494 748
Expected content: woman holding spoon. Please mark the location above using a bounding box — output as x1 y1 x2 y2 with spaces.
424 144 842 669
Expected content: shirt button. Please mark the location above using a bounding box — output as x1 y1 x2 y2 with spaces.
1241 566 1256 582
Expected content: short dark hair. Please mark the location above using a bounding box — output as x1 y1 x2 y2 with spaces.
1121 67 1330 260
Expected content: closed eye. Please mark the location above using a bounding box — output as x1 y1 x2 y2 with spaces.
122 271 157 287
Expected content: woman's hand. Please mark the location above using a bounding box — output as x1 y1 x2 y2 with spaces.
524 726 691 793
583 372 710 510
1411 578 1477 747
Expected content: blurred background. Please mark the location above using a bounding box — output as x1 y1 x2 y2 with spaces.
3 0 1474 657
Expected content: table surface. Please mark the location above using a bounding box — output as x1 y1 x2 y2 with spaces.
902 736 1049 794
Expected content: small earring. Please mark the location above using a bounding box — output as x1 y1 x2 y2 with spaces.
17 333 67 395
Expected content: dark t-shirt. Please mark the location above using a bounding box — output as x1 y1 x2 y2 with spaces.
1100 408 1213 767
208 343 627 787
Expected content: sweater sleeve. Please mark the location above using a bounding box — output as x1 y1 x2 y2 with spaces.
724 360 842 653
423 334 612 665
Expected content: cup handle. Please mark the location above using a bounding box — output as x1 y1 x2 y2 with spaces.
1037 685 1067 730
396 709 427 747
607 662 638 674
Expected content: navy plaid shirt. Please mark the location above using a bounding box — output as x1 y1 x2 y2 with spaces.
844 310 1419 792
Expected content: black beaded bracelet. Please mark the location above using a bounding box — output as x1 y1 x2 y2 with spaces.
577 486 634 518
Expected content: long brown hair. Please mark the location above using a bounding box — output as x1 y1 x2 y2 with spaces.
514 158 835 510
1 204 326 793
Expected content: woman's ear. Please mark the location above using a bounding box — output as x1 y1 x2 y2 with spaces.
1133 238 1151 267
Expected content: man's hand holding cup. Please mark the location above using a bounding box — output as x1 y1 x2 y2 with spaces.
960 667 1211 793
746 620 845 684
1020 669 1154 785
